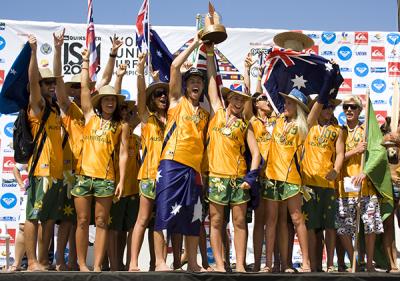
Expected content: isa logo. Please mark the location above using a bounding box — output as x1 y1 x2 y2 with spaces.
354 32 368 44
338 112 347 126
0 36 6 51
121 89 131 100
354 63 369 77
371 79 386 93
387 33 400 45
337 46 352 61
321 32 336 44
388 62 400 77
339 78 352 92
0 193 17 209
4 122 14 138
371 46 385 61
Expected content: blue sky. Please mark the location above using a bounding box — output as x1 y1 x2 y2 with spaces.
0 0 398 31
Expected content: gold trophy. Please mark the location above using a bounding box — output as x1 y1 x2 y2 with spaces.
201 2 227 44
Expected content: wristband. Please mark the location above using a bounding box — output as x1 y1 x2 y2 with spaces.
257 77 262 81
109 53 117 58
82 59 89 62
81 67 88 70
207 52 214 57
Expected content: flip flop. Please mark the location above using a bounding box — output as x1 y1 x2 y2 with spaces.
260 266 272 273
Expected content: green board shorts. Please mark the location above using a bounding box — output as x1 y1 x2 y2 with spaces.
26 177 63 221
302 186 336 230
57 180 76 222
261 179 300 201
109 194 140 232
139 179 156 200
207 176 250 206
71 175 115 198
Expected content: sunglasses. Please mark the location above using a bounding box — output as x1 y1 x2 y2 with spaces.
342 104 359 111
70 83 81 90
43 79 56 85
256 96 269 102
153 90 167 98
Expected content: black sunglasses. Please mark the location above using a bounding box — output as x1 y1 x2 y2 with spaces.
342 104 359 110
153 90 167 98
70 83 81 89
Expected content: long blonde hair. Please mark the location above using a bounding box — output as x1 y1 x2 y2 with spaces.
295 104 308 141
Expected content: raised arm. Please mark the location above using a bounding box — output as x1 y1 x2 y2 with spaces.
243 53 256 120
114 63 127 95
97 34 123 89
136 52 149 122
206 43 222 112
28 35 44 118
80 48 94 122
115 122 129 200
169 31 202 106
53 28 71 115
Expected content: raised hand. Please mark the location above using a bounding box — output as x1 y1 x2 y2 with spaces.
81 48 89 61
244 52 255 71
151 70 160 82
117 63 127 77
28 34 37 51
53 28 65 48
111 34 123 55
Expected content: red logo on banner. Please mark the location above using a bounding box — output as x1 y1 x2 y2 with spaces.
339 78 352 92
375 111 387 126
371 46 385 61
306 45 319 55
2 156 15 173
389 62 400 77
0 70 4 86
355 32 368 44
0 228 16 246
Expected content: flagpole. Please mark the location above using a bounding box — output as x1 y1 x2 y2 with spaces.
147 0 151 85
351 88 370 273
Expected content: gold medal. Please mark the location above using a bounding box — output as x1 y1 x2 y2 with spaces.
95 129 104 136
221 127 232 136
192 115 200 125
318 137 325 144
280 134 287 143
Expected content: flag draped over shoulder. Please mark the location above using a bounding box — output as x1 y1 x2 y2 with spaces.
263 47 343 113
364 98 393 221
0 42 31 114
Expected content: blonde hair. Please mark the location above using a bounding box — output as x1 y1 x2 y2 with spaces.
342 95 363 108
296 104 308 141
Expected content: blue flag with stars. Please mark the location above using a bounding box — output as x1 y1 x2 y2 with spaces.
263 47 343 113
0 42 31 114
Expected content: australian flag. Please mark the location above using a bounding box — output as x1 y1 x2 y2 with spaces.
263 47 343 113
0 42 31 114
147 28 173 82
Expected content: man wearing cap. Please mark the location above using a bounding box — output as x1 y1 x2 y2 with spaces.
25 35 64 271
301 98 345 272
153 31 209 272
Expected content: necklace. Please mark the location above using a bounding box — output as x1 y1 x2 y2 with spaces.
346 123 360 143
280 119 295 143
189 102 200 125
96 117 111 136
221 110 238 136
317 124 328 144
258 115 274 135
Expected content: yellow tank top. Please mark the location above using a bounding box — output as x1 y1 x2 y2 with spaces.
28 105 63 179
160 96 209 173
207 108 248 178
338 124 376 197
266 115 303 185
138 114 164 180
250 115 276 177
62 102 84 171
115 129 140 197
302 123 340 188
78 115 121 180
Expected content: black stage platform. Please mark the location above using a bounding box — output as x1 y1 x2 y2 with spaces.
1 272 400 281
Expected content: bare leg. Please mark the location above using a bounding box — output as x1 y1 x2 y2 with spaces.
171 233 183 269
154 230 171 271
10 224 25 271
108 229 119 271
74 196 92 271
38 220 55 268
253 199 265 272
209 202 226 272
231 203 247 272
185 235 205 272
308 230 317 272
265 199 279 270
338 234 354 268
148 226 156 271
199 223 211 270
365 233 376 272
383 212 399 272
56 220 72 271
67 224 78 270
287 219 295 269
325 229 336 270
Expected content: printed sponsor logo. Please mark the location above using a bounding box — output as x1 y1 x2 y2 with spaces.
338 32 351 44
4 122 14 138
0 228 16 246
355 51 367 56
321 50 335 56
40 43 52 55
321 32 336 44
338 112 346 126
2 156 15 173
375 111 387 125
354 83 368 89
371 67 386 73
306 33 320 39
372 99 386 105
354 32 368 44
121 89 131 100
1 178 17 188
337 46 352 61
0 193 17 209
388 62 400 77
354 63 369 77
0 58 5 63
0 22 5 31
371 33 384 43
0 36 6 51
340 67 351 72
371 46 385 61
371 79 386 93
339 78 352 92
0 216 16 222
0 69 4 85
388 49 400 59
387 33 400 45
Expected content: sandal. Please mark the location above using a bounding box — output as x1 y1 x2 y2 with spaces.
297 267 311 273
327 266 336 273
284 268 297 273
260 266 272 273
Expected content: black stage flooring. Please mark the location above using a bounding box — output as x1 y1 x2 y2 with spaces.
1 272 400 281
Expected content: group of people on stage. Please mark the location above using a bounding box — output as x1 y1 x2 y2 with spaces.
8 27 400 274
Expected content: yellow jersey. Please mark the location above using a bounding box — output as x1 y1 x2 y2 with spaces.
302 123 340 188
266 115 303 185
207 108 248 178
78 115 121 181
160 96 209 173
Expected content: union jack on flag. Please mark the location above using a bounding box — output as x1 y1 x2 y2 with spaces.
136 0 149 50
86 0 98 81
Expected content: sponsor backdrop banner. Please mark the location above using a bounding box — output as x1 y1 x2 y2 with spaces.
0 19 399 265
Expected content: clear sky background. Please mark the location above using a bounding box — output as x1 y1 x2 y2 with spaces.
0 0 398 32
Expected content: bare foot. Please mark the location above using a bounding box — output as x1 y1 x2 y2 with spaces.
213 265 226 272
389 268 400 273
56 263 67 271
27 262 46 272
79 265 91 272
129 267 141 272
155 263 172 272
366 266 376 273
236 266 246 273
187 264 207 272
8 265 21 272
93 266 101 272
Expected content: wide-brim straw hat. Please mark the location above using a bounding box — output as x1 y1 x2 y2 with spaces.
145 81 169 107
65 74 96 89
221 82 251 100
122 100 136 111
39 68 63 81
273 31 315 50
91 85 126 108
309 98 342 108
279 88 310 113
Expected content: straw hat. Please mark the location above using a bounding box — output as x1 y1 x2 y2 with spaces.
273 31 315 51
38 68 63 81
221 82 251 100
91 85 125 108
279 88 310 113
309 97 342 108
145 81 169 107
123 100 137 111
65 74 96 89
